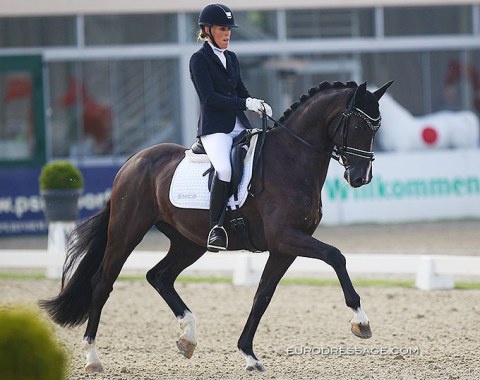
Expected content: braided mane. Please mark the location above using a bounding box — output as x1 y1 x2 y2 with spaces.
276 81 358 125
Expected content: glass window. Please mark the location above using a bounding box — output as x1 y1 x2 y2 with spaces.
85 14 177 45
48 59 181 160
239 53 363 126
185 10 278 42
231 11 278 41
0 55 46 166
429 51 480 114
0 71 35 160
286 8 374 39
361 50 480 116
0 17 75 47
361 52 427 115
384 6 473 36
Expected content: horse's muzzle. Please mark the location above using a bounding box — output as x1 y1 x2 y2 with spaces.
344 167 372 188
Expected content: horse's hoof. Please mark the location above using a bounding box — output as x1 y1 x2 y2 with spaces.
176 338 197 359
85 361 104 373
244 354 266 372
246 362 266 372
351 322 372 339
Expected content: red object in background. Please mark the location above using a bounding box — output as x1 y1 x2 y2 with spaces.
4 77 32 102
3 77 35 150
421 126 438 145
59 77 112 153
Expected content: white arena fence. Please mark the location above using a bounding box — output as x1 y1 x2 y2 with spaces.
1 247 479 291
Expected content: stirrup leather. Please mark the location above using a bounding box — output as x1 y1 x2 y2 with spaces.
207 225 228 251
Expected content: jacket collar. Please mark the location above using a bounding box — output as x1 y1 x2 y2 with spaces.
203 41 230 73
208 41 226 54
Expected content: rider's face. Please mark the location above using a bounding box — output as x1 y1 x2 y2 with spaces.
207 25 231 49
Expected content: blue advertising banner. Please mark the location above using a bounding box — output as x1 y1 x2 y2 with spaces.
0 165 120 236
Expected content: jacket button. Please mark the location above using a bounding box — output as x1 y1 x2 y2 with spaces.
228 92 232 95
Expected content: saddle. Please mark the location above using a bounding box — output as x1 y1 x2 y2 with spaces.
190 129 262 202
189 128 264 252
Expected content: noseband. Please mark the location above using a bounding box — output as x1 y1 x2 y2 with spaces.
266 105 381 166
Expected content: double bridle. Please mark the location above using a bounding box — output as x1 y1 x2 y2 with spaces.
265 105 381 167
332 107 381 165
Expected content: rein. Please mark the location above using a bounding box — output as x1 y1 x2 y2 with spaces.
263 106 381 166
264 113 336 160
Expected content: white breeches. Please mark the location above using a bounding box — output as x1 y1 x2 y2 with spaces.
200 119 245 182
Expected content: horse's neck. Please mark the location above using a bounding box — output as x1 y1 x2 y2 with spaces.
265 125 331 202
269 104 333 178
294 93 341 148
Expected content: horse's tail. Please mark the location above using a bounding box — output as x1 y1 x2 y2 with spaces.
39 200 111 327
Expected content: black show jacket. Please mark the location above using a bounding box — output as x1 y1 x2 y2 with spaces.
190 41 253 137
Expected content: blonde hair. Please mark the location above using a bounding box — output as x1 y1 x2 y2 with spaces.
197 27 209 41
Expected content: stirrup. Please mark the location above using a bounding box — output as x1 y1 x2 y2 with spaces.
207 225 228 252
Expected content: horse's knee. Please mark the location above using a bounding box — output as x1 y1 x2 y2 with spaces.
326 247 346 270
146 269 173 293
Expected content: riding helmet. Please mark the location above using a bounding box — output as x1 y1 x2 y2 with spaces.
198 4 239 28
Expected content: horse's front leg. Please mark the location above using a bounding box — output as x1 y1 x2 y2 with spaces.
238 252 295 372
278 231 372 339
334 259 371 338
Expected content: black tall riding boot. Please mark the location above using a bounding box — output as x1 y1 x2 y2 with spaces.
207 176 230 252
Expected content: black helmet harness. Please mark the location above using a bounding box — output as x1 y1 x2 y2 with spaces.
198 4 238 49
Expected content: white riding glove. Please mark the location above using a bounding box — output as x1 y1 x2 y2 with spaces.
246 97 273 117
262 101 273 118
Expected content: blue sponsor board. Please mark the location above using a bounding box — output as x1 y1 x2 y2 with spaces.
0 166 120 236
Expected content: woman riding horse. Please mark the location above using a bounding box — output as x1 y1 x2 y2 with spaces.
190 3 273 251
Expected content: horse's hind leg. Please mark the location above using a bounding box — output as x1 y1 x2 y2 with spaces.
83 218 154 373
146 222 206 359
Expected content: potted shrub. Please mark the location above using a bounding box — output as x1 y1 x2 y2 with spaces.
39 161 84 222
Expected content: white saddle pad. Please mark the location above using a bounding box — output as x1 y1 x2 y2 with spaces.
169 133 259 210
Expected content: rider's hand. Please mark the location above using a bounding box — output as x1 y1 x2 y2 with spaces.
246 97 272 117
262 102 273 118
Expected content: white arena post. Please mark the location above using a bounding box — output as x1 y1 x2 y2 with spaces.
415 256 455 291
232 253 261 286
46 221 76 279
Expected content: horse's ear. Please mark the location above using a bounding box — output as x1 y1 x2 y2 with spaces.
373 80 394 100
352 81 367 106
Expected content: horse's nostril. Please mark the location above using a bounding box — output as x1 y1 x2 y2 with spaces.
352 177 365 187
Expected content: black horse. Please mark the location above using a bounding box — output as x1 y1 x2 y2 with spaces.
40 80 393 373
